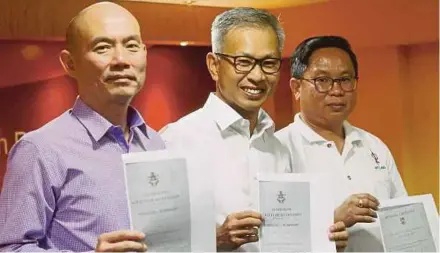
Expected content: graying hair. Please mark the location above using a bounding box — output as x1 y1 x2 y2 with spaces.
211 7 285 54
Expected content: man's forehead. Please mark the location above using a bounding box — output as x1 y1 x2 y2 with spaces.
306 52 354 74
77 16 141 42
223 27 279 56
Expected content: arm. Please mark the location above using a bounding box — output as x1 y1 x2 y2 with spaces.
0 140 59 251
0 140 148 252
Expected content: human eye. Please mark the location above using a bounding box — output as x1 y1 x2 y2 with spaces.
126 41 141 52
93 43 112 54
262 59 279 67
235 57 254 67
340 76 353 83
314 76 331 84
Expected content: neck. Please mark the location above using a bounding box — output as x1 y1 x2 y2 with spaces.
240 108 259 135
214 92 259 135
300 113 345 141
81 96 131 137
228 101 259 134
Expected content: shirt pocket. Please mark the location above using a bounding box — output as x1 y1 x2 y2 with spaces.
362 154 391 199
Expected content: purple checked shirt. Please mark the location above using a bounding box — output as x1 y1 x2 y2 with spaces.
0 98 165 251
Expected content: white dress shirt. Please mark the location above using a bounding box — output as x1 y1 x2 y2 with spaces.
160 93 291 252
276 113 407 252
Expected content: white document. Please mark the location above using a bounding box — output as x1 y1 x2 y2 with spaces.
377 194 439 252
257 173 335 252
122 150 216 252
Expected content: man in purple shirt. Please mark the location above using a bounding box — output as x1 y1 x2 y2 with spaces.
0 2 164 252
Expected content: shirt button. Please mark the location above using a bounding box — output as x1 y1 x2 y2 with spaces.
347 175 352 180
327 143 332 148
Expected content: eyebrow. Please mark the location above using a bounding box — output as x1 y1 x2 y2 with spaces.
122 35 142 44
311 69 354 76
238 52 280 59
90 35 142 47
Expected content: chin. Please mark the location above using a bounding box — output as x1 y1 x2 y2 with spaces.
239 102 263 113
110 92 137 104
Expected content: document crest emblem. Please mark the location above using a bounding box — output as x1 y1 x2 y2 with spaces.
277 191 286 204
148 172 159 187
400 216 406 225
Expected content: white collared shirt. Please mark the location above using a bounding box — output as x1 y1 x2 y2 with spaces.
160 93 290 252
276 113 407 252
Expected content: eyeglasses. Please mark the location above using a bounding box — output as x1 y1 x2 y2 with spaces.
301 76 358 93
215 53 282 74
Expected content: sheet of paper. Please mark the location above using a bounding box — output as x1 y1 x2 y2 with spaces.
123 150 216 252
377 194 439 252
123 152 191 251
257 173 335 252
259 180 311 252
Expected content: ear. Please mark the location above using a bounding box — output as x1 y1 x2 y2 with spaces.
290 77 301 101
142 43 147 56
206 52 219 82
59 50 76 78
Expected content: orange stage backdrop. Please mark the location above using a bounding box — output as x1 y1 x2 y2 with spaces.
0 40 438 207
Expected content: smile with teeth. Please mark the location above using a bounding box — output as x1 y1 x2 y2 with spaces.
243 87 263 95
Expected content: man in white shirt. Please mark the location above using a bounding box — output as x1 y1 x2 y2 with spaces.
161 8 348 252
276 35 408 251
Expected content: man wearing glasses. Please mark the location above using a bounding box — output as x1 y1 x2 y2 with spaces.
161 8 348 252
276 36 407 251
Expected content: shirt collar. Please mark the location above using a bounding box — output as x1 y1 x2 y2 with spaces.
71 97 149 142
294 113 361 144
203 93 275 135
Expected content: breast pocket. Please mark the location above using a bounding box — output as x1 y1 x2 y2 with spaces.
371 170 391 199
361 150 392 199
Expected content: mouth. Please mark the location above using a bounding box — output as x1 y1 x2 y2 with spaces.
106 75 136 84
327 102 346 111
240 86 266 98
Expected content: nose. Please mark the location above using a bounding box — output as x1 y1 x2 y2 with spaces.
247 62 266 82
110 45 130 68
328 81 344 96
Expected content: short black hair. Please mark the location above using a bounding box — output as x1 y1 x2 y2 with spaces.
290 36 358 78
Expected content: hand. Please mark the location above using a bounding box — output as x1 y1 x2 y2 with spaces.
95 230 147 252
334 193 380 227
216 211 263 251
328 221 348 252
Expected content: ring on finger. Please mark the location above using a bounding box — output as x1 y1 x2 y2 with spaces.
357 199 364 208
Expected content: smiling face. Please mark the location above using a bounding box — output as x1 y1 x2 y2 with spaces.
292 47 357 126
60 3 147 106
207 26 281 116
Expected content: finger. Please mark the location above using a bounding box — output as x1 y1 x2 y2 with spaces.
329 221 346 232
328 231 348 242
249 234 259 242
235 217 263 228
355 207 377 218
234 211 263 220
336 240 348 252
100 230 145 243
229 228 256 237
361 198 380 210
356 193 380 207
231 236 248 247
105 241 146 252
245 234 259 243
354 214 376 223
